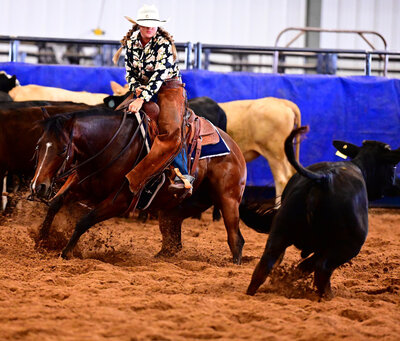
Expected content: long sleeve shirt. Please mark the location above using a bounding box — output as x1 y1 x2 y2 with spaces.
124 30 180 102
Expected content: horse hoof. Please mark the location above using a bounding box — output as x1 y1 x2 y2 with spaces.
60 250 71 260
155 249 177 258
233 256 242 265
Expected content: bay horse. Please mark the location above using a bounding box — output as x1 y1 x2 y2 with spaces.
30 107 247 263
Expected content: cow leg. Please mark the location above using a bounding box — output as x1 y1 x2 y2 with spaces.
156 210 184 258
61 187 131 260
297 254 317 274
262 153 293 206
219 198 244 265
247 234 289 295
314 244 361 298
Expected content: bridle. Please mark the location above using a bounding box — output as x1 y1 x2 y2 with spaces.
30 109 149 201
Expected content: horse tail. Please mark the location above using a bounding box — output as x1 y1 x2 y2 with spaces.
282 99 301 162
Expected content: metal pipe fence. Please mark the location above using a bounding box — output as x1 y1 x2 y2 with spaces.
1 34 400 76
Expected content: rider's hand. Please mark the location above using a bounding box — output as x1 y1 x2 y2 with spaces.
135 87 144 96
128 98 144 113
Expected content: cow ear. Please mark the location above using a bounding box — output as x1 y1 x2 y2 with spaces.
333 140 360 158
384 148 400 164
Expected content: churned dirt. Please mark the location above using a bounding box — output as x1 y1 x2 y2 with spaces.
0 191 399 341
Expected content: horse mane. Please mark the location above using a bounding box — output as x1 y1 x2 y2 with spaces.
37 107 127 136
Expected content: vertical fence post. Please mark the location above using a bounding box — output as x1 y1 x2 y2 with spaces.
9 40 20 62
272 50 279 73
185 42 192 70
365 52 372 76
195 42 202 70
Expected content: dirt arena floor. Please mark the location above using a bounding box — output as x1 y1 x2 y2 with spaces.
0 192 399 341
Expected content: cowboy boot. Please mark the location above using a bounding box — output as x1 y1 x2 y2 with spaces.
168 174 195 195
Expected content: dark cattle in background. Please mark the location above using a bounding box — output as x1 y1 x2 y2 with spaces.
0 100 99 110
0 103 91 210
104 94 227 131
0 72 17 93
187 96 227 132
0 103 91 179
246 126 400 298
0 91 12 102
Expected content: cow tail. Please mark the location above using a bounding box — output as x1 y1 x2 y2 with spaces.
239 201 277 234
285 126 329 184
282 99 301 162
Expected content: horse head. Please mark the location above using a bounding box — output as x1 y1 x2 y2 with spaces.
30 114 76 199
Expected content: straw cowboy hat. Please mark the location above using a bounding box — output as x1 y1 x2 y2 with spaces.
125 4 167 28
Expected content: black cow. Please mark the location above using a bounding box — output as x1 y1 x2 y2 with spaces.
0 91 12 102
246 126 400 298
0 72 17 93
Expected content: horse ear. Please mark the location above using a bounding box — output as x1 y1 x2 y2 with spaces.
40 107 50 119
333 140 360 158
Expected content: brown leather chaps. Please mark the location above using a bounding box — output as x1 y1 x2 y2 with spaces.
125 81 186 195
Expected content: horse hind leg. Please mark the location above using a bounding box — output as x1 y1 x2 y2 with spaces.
220 198 245 265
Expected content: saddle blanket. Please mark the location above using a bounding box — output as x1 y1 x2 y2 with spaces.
189 129 230 159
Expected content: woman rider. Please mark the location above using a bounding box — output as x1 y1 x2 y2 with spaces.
113 4 194 198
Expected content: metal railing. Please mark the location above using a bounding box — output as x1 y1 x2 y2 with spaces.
1 33 400 76
274 27 390 75
0 35 193 69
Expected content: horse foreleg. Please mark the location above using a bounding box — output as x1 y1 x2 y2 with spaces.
156 209 184 258
37 173 78 244
220 198 244 265
61 187 131 260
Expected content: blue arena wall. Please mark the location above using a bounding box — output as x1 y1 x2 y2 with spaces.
1 62 400 195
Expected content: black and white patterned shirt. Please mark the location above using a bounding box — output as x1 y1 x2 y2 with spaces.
125 30 180 102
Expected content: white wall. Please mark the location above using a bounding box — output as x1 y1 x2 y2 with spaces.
0 0 306 47
320 0 400 50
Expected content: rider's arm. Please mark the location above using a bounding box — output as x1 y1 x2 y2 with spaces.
125 39 142 92
137 37 178 102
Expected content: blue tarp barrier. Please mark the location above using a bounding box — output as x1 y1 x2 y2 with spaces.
1 62 400 189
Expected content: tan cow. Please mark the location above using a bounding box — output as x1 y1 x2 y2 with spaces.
110 82 301 204
9 84 108 105
219 98 301 204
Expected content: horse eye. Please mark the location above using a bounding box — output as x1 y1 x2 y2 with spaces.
58 146 67 156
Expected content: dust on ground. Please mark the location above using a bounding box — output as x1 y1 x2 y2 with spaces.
0 192 399 341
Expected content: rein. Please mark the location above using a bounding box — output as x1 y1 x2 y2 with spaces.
55 110 129 180
77 111 147 184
